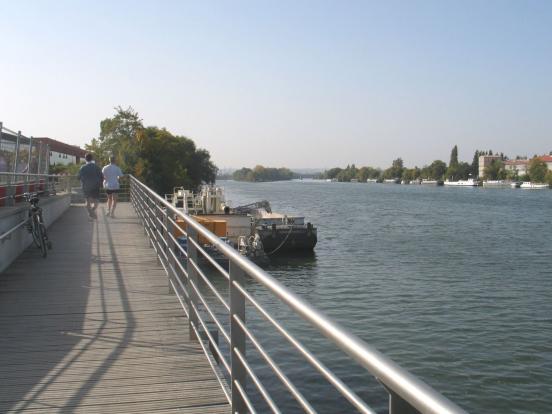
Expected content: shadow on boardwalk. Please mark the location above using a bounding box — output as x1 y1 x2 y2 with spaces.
0 204 229 413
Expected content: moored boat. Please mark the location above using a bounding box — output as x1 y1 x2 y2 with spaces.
167 185 317 257
483 180 510 188
520 182 549 189
444 178 479 187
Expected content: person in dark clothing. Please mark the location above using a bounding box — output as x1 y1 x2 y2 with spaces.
78 153 103 220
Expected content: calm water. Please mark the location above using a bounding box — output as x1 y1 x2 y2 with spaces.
209 180 552 413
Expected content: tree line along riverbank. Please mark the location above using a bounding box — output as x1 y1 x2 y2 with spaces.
318 145 552 185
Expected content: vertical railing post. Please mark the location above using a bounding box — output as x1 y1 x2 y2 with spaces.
13 131 21 174
229 261 246 413
6 172 15 207
164 210 175 294
186 226 199 340
27 136 33 174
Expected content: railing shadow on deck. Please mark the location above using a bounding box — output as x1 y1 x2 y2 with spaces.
0 206 94 411
0 205 143 412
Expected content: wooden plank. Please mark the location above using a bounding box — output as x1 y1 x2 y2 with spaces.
0 204 230 413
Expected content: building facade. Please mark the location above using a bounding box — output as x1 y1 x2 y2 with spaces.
504 160 529 176
36 138 86 167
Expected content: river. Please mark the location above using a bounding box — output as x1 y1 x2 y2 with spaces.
210 180 552 413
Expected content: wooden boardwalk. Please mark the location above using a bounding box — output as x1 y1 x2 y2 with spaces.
0 204 230 413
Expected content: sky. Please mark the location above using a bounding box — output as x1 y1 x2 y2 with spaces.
0 0 551 170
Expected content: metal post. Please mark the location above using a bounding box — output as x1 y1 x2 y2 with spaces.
22 136 32 195
27 136 33 174
164 211 175 294
186 226 199 340
37 141 43 174
13 131 21 174
229 261 247 413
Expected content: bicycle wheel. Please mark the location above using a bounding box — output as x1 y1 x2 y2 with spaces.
31 216 42 248
36 221 47 258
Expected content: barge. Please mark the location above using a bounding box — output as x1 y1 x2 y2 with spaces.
166 186 317 257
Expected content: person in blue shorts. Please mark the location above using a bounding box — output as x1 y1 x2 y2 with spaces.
78 153 103 220
102 155 124 218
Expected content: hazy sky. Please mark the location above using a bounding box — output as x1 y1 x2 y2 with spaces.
1 1 551 169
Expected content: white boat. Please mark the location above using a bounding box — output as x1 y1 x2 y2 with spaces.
366 178 377 183
421 179 438 185
520 182 549 189
350 178 359 183
483 180 510 188
443 179 479 187
511 182 521 188
384 178 400 184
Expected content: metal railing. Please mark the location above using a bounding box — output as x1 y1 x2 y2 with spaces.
0 172 72 242
0 172 72 207
0 122 49 176
130 175 468 414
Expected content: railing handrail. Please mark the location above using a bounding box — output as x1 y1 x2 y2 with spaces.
0 172 63 178
129 175 468 414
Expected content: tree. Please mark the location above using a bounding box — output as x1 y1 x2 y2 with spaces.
471 150 480 177
449 145 459 169
456 162 472 180
429 160 447 179
86 107 217 194
382 158 405 179
483 159 504 180
86 106 144 170
233 165 296 182
446 145 460 180
528 158 548 183
546 171 552 186
356 166 381 181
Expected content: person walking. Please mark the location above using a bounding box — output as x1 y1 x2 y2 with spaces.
102 155 124 218
78 153 103 220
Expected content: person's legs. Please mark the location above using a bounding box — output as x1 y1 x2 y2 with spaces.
110 192 118 217
106 193 113 215
91 197 99 219
85 197 94 219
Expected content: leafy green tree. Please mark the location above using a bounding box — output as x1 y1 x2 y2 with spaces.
546 171 552 186
471 150 480 177
402 167 420 181
86 107 217 194
457 162 472 180
357 166 381 181
446 145 460 180
233 168 254 181
483 159 504 180
383 158 404 179
233 165 296 182
429 160 447 180
528 158 548 182
449 145 459 168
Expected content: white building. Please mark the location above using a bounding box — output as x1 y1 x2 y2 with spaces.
37 137 86 166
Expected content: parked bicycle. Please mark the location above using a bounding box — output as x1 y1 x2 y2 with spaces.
24 192 52 257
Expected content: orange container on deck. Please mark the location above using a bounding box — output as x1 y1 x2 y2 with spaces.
172 216 227 243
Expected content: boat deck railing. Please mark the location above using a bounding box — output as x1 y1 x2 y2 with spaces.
130 175 468 414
